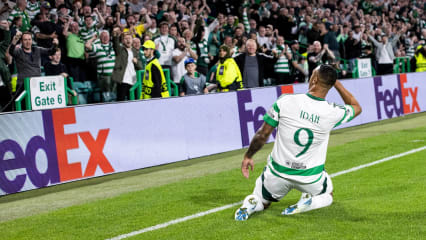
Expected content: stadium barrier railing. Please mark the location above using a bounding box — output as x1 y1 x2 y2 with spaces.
393 57 411 74
337 57 349 72
129 68 178 100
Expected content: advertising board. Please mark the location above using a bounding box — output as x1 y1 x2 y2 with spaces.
1 73 425 195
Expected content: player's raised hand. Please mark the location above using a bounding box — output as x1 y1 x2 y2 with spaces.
241 157 254 179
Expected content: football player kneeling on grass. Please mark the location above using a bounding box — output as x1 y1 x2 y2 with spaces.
235 64 362 221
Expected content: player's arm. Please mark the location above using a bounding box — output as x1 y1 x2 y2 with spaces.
334 80 362 117
241 122 275 179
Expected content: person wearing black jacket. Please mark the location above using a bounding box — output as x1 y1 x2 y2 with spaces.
234 39 278 88
9 31 58 96
344 31 362 73
0 21 11 112
44 48 77 101
276 8 296 40
307 22 321 45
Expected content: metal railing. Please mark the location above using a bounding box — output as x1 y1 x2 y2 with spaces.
129 68 178 100
393 57 411 74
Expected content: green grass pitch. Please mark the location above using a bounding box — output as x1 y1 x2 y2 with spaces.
0 112 425 240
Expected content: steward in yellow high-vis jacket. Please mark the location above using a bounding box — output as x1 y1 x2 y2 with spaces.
141 40 170 99
216 45 244 92
414 45 426 72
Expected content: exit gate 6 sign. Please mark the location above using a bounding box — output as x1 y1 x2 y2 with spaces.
30 76 66 110
357 58 373 78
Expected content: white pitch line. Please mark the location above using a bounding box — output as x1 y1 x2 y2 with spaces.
330 145 426 178
107 145 426 240
107 202 243 240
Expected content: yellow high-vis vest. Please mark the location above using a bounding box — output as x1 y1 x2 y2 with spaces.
216 58 243 91
141 58 170 99
415 53 426 72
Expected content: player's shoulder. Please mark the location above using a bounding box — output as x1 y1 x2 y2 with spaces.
274 93 306 111
276 93 305 102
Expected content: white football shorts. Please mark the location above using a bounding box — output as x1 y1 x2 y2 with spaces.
253 166 333 204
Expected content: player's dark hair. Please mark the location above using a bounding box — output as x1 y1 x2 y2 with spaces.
317 64 337 87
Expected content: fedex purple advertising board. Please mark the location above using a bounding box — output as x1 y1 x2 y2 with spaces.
1 72 425 195
0 94 242 195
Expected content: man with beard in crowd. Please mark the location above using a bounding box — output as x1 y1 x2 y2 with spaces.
172 36 198 87
112 28 143 101
123 7 152 38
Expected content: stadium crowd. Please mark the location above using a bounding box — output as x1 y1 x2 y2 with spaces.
0 0 425 111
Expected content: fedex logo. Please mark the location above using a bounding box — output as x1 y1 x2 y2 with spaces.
0 108 114 195
374 75 420 120
238 85 294 147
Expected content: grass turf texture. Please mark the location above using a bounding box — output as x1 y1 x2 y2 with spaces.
0 112 425 239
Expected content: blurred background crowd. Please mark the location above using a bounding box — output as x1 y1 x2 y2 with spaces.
0 0 425 112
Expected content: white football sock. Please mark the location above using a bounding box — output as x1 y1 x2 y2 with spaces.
242 194 265 214
302 193 333 212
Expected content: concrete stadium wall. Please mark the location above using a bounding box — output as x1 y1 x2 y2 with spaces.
1 72 425 195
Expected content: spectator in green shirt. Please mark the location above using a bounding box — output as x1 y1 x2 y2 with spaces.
8 0 31 32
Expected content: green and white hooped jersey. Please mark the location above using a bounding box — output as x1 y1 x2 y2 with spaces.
79 24 98 42
91 42 116 76
273 46 291 74
264 93 355 183
191 39 209 67
8 7 31 32
26 1 40 20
